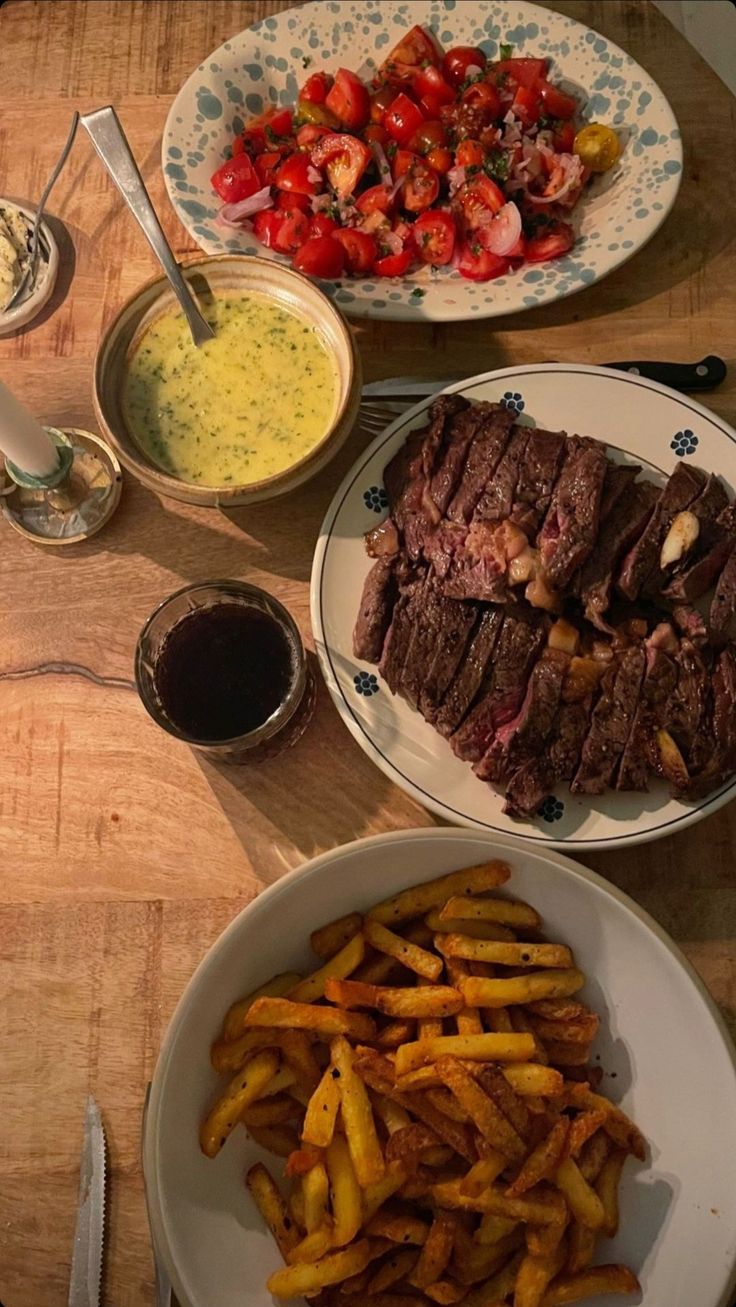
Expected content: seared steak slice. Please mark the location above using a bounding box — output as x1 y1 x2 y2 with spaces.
378 570 426 693
650 473 729 596
579 480 659 631
538 442 609 590
710 542 736 646
439 519 512 603
385 394 470 558
617 463 707 600
665 502 736 603
509 428 567 538
685 647 736 797
599 462 641 521
452 607 547 762
353 558 397 663
617 644 677 791
504 699 591 817
435 608 504 736
428 403 492 517
447 405 515 523
668 639 710 760
671 604 708 644
475 647 568 782
474 426 530 523
400 579 476 712
418 597 479 721
572 645 645 794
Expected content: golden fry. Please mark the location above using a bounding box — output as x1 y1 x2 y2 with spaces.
427 910 516 942
375 1018 416 1050
368 861 511 926
423 1279 467 1304
554 1157 606 1230
564 1085 646 1161
367 1248 419 1294
444 956 483 1036
507 1119 570 1199
385 1122 441 1169
395 1031 535 1076
595 1147 627 1237
459 971 585 1010
266 1239 373 1298
286 1226 333 1264
539 1265 639 1305
310 911 363 960
211 1027 282 1076
439 894 540 929
475 1063 531 1138
365 1213 430 1244
566 1221 595 1274
221 973 302 1042
487 1004 515 1034
476 1212 519 1244
530 1013 599 1044
301 1065 341 1148
528 999 587 1022
247 1124 300 1157
525 1219 567 1259
364 917 443 980
331 1034 385 1187
438 937 573 969
432 1179 568 1227
288 933 366 1004
200 1050 280 1157
409 1210 456 1288
325 977 463 1019
326 1133 362 1247
361 1163 408 1223
276 1029 322 1094
460 1155 507 1196
424 1086 471 1125
245 995 376 1042
241 1093 299 1128
371 1092 411 1136
514 1243 567 1307
503 1065 564 1097
354 952 404 986
461 1251 525 1306
578 1131 611 1184
566 1112 606 1158
303 1159 329 1234
246 1162 299 1261
543 1040 590 1068
436 1056 526 1160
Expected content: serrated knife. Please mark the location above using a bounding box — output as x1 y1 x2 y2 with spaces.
68 1096 106 1307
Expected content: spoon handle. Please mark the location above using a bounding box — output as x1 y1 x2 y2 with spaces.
80 106 214 347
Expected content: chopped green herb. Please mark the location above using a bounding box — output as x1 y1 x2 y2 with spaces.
499 42 514 60
409 287 426 299
302 55 312 68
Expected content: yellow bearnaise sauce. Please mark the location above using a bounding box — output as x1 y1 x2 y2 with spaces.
122 290 339 486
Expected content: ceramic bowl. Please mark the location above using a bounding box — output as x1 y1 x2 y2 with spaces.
0 199 59 337
93 254 361 507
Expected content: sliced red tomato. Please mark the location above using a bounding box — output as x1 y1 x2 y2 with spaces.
238 125 267 155
231 135 246 157
309 212 339 237
525 220 574 262
408 118 447 155
413 209 456 265
370 83 400 123
457 174 506 226
419 93 444 120
392 148 422 181
462 81 502 122
300 71 333 104
512 84 542 128
333 228 377 274
442 45 487 88
373 245 414 277
254 151 283 187
210 153 261 203
253 210 284 249
552 120 576 152
310 133 371 197
427 145 453 174
385 92 425 145
455 138 484 169
296 123 332 149
325 68 371 131
492 57 547 89
356 184 393 216
458 240 509 281
378 24 441 81
266 108 294 139
292 235 346 277
297 99 340 128
538 79 577 119
506 232 527 260
273 209 310 253
277 189 311 212
274 153 320 194
412 65 455 106
363 124 390 146
403 160 440 211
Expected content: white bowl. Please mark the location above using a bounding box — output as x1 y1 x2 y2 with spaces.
0 199 59 336
145 828 736 1307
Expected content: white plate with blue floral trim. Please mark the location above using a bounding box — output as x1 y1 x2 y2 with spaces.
311 364 736 849
162 0 682 322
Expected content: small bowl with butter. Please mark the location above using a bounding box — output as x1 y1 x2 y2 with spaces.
93 254 361 507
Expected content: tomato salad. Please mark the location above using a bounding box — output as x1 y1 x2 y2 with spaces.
210 25 621 283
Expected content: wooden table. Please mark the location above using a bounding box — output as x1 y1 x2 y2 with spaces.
0 1 734 1302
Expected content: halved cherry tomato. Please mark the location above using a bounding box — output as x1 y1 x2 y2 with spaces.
413 209 456 265
277 189 311 211
325 68 371 131
309 212 339 237
461 81 502 120
538 79 577 119
254 151 283 187
419 93 444 120
253 210 284 249
297 99 340 128
363 124 390 147
455 138 484 169
552 120 576 153
492 57 547 89
231 135 246 157
311 133 371 197
333 228 377 274
392 148 422 181
427 145 453 174
442 45 487 88
511 84 542 128
356 184 393 216
412 65 455 106
408 119 447 155
373 245 413 277
371 83 400 123
274 153 320 194
238 125 267 156
458 240 509 281
525 220 574 261
403 160 440 211
385 92 425 146
378 24 441 81
296 123 332 149
210 153 261 203
300 71 333 104
273 209 310 253
266 108 294 138
293 235 346 278
457 174 506 226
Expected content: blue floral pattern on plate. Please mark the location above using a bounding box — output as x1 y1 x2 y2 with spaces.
670 429 699 457
502 391 525 415
538 796 565 823
354 671 379 697
363 485 389 513
163 0 683 322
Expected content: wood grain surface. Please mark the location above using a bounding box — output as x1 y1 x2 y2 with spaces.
0 2 735 1303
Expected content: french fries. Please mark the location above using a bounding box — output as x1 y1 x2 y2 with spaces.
202 865 644 1307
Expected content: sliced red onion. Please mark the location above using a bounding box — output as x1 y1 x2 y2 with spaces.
370 139 393 187
381 228 403 256
527 153 584 205
310 192 333 213
465 63 484 82
307 165 323 186
446 165 467 197
336 195 358 225
216 186 273 227
477 201 522 255
387 173 405 203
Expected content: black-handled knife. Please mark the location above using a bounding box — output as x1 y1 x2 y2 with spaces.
603 355 727 392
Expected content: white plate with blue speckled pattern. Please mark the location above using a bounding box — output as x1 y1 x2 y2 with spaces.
311 364 736 849
163 0 682 322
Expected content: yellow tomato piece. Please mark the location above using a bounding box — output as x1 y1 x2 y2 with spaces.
574 123 621 173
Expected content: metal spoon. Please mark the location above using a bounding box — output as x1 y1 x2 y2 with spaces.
5 111 80 312
81 106 215 347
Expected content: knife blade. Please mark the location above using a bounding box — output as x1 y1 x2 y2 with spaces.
68 1096 106 1307
361 356 726 399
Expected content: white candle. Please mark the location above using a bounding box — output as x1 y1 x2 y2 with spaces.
0 378 59 478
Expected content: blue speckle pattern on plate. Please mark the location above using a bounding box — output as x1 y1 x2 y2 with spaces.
163 0 682 322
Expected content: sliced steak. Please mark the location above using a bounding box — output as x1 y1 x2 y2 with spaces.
710 542 736 646
434 607 504 736
438 519 512 603
428 403 492 517
599 462 641 521
649 473 729 597
451 607 547 762
400 579 477 712
353 558 397 663
473 426 530 524
418 597 479 721
538 442 609 590
446 404 515 524
617 463 707 600
671 604 708 644
572 644 646 795
667 639 711 761
617 644 678 791
475 647 568 783
578 480 659 631
685 647 736 797
509 428 567 538
665 502 736 603
385 394 470 558
504 699 591 817
378 570 426 693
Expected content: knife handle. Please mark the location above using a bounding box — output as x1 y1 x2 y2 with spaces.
605 355 727 392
